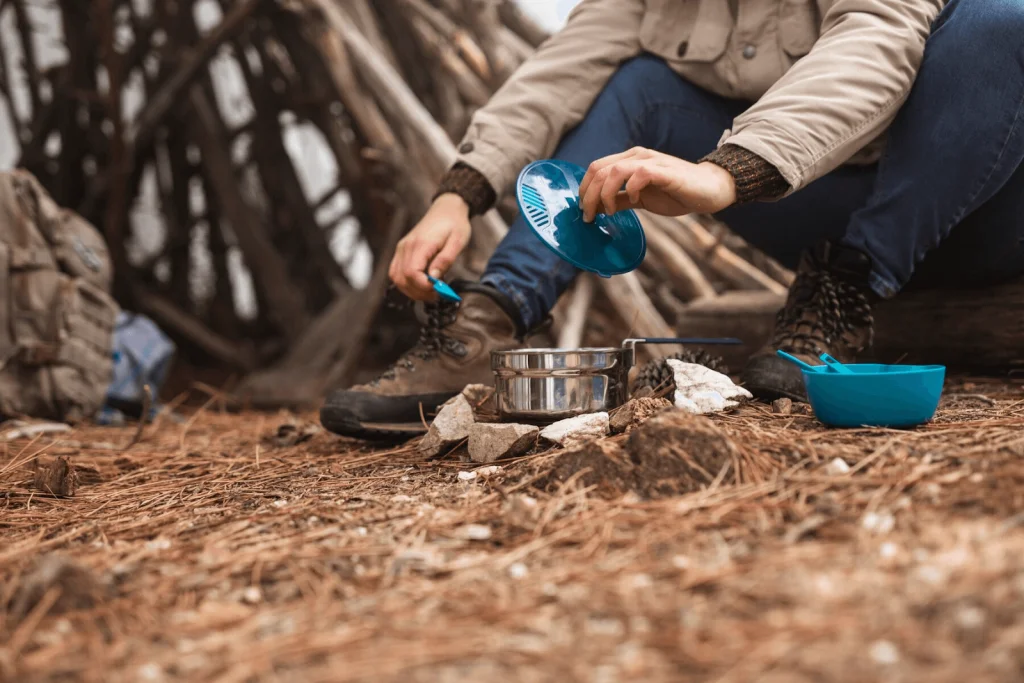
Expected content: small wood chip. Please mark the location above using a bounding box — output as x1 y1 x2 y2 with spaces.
33 456 79 497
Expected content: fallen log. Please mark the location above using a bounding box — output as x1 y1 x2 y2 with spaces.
675 281 1024 373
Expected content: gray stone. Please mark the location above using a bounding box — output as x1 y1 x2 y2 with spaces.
772 398 793 415
540 412 609 448
419 394 475 457
468 423 539 463
461 384 496 414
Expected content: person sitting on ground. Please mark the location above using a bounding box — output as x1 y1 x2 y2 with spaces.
321 0 1024 439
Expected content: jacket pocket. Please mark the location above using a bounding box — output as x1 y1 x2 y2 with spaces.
779 0 820 58
639 0 726 64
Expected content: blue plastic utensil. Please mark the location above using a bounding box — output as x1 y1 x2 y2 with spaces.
516 159 646 278
775 350 820 373
428 275 462 302
819 353 854 374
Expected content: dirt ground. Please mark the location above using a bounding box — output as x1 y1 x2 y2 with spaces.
2 379 1024 683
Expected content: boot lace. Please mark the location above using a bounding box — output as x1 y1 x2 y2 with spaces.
373 299 466 384
773 256 874 356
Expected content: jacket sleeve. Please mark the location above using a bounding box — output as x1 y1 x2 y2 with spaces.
722 0 944 194
454 0 645 197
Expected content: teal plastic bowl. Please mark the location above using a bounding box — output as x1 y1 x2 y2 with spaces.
800 363 946 428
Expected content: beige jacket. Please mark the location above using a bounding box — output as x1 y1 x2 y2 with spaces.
456 0 944 199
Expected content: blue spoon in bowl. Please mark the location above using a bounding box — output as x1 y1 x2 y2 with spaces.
819 353 854 374
776 350 819 372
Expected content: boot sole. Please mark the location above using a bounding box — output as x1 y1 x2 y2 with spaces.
320 405 427 443
740 357 809 403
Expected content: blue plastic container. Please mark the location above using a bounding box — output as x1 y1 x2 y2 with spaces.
799 363 946 428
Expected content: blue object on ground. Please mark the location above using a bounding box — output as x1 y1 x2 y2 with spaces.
428 275 462 302
793 361 946 428
97 312 176 425
515 159 646 278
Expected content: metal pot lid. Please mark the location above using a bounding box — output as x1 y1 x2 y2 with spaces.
516 159 646 278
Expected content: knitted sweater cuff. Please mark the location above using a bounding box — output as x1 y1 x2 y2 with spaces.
433 163 497 217
700 144 791 204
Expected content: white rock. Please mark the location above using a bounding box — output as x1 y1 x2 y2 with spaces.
508 562 529 579
469 423 539 462
868 640 900 666
954 605 986 630
137 663 164 682
879 542 900 560
825 457 851 476
458 523 492 541
419 394 475 457
667 360 752 414
241 587 263 604
457 470 477 482
146 538 172 551
505 494 540 529
862 511 895 535
476 465 503 477
461 384 495 411
540 412 609 447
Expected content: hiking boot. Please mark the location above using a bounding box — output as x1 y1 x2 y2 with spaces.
741 242 877 401
320 282 523 440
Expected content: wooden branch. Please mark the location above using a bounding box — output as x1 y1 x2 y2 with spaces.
11 0 42 119
671 215 788 295
316 0 507 243
497 0 550 48
237 29 352 299
404 13 490 107
461 0 515 85
498 25 534 66
323 207 410 390
557 275 595 349
189 86 309 339
694 215 795 287
348 0 401 67
237 205 410 408
598 273 683 360
95 0 132 301
126 0 258 151
399 0 491 82
308 16 402 154
134 285 256 371
640 213 717 301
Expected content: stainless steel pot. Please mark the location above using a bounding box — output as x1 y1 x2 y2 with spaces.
491 337 741 424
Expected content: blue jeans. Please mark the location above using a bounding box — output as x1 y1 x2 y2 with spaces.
482 0 1024 330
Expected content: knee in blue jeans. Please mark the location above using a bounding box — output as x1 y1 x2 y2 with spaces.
940 0 1024 44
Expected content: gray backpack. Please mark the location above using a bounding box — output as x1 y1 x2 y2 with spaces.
0 170 119 423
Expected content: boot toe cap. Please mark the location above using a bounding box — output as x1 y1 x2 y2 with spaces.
741 354 808 402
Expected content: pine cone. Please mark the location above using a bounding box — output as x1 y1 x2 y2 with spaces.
630 350 729 395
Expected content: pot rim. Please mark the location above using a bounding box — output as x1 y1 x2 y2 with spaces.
492 347 624 355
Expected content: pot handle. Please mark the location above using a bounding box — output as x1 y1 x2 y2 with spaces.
622 337 743 351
